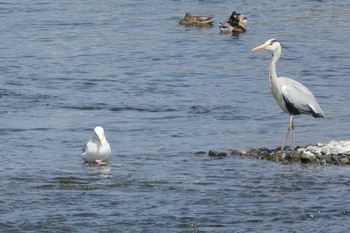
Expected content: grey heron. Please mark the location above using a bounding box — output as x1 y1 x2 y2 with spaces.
252 39 324 153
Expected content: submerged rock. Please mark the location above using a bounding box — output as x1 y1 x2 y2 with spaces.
195 151 207 156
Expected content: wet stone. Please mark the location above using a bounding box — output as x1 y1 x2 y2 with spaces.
227 148 239 155
208 150 228 157
239 150 247 155
319 159 329 166
332 154 341 166
340 157 350 165
195 151 207 156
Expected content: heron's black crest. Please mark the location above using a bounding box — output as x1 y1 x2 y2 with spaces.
270 39 292 52
281 43 292 52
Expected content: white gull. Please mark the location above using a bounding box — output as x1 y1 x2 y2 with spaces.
81 126 111 164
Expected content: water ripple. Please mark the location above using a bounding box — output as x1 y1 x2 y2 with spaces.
1 0 350 232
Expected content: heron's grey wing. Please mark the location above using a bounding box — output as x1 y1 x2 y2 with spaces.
281 79 324 118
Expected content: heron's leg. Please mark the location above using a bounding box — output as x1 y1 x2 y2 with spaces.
291 116 295 150
281 114 294 153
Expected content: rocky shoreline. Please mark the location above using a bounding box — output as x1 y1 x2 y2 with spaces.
197 140 350 166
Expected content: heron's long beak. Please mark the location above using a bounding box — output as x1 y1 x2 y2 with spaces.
252 43 268 52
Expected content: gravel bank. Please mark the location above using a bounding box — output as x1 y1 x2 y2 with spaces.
199 140 350 166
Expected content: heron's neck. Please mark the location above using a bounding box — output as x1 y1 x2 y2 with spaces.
269 48 281 83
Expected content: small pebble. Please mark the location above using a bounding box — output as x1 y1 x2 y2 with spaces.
239 150 247 155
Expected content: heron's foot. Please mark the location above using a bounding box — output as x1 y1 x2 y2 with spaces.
280 151 286 158
279 147 285 156
279 146 295 159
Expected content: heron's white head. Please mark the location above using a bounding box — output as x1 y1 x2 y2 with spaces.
252 38 281 52
93 126 107 145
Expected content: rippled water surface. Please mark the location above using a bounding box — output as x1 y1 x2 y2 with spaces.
1 0 350 232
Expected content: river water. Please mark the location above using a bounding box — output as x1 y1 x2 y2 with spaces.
1 0 350 232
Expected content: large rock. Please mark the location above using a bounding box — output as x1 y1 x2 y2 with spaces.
300 151 317 164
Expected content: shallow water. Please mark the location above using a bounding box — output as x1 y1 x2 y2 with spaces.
1 0 350 232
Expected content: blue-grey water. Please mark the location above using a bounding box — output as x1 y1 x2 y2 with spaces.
1 0 350 232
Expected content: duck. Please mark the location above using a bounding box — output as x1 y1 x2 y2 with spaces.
219 13 247 34
81 126 111 164
179 13 215 27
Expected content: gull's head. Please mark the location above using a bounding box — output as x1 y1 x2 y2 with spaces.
93 126 107 145
252 38 281 52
